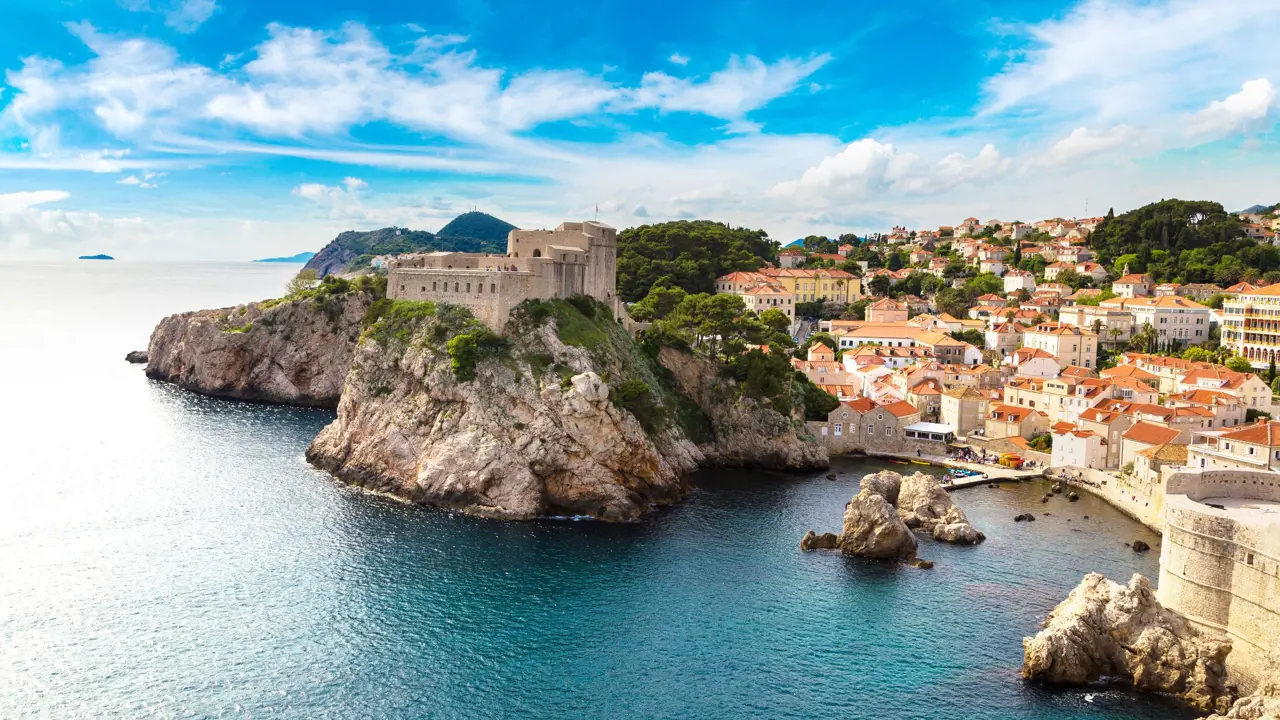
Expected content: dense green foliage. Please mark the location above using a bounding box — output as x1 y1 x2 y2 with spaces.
1089 200 1278 284
447 328 509 382
610 379 662 433
796 372 841 421
436 211 516 248
616 220 778 301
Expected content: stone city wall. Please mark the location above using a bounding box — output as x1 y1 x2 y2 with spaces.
1158 469 1280 694
389 260 586 331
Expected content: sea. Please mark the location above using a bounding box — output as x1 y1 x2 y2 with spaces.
0 261 1196 719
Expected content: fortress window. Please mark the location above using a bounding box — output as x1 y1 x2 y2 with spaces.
490 284 496 293
533 249 542 258
466 283 471 293
421 286 426 292
433 282 438 291
1247 553 1254 565
454 283 459 292
399 285 405 291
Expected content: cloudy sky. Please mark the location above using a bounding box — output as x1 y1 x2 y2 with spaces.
1 0 1277 260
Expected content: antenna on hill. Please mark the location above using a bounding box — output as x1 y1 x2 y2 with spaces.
1085 198 1089 217
594 203 598 221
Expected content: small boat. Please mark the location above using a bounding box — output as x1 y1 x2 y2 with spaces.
889 459 909 465
910 459 930 466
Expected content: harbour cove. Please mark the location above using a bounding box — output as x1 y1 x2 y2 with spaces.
0 262 1193 719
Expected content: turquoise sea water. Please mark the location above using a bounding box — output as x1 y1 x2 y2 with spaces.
0 262 1196 719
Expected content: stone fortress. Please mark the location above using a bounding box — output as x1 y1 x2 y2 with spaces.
387 220 621 331
1158 468 1280 694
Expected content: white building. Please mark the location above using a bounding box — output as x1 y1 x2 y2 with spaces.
1051 424 1109 470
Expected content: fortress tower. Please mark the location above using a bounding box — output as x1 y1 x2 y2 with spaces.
387 220 620 331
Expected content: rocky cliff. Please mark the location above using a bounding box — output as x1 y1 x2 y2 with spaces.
1022 573 1234 713
145 287 376 407
305 300 702 520
657 346 827 470
1204 669 1280 719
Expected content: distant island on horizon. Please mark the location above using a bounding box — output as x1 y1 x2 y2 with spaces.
254 251 316 264
78 254 114 260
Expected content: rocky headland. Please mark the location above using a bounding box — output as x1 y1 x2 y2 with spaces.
1022 572 1234 714
145 280 379 407
143 290 827 521
801 470 984 564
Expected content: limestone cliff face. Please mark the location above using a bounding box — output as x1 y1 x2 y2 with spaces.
656 346 828 470
1022 573 1234 713
306 309 701 521
1205 670 1280 720
145 292 375 407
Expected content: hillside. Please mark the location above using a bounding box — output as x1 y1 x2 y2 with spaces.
616 220 779 302
437 211 516 248
302 212 515 277
1087 199 1275 284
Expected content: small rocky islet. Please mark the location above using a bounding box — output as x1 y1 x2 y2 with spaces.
800 470 985 567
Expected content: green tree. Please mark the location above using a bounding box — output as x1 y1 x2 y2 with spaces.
759 308 791 335
616 221 778 301
287 268 320 295
1182 346 1214 363
629 283 688 322
1225 356 1255 374
868 275 892 297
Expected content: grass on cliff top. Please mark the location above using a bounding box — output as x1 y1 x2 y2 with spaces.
510 297 714 443
361 299 509 382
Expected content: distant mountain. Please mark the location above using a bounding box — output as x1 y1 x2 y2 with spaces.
78 254 114 260
437 211 516 247
254 251 316 263
785 239 805 248
1238 203 1278 215
302 212 516 277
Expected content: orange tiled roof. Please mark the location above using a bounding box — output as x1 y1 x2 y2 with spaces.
1218 420 1280 446
1122 421 1180 446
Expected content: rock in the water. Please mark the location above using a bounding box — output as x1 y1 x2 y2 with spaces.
1132 540 1151 553
1015 513 1036 522
838 487 918 560
826 473 837 481
909 557 934 569
1052 482 1064 494
897 472 986 545
860 470 902 506
1068 491 1080 501
125 350 148 364
1022 573 1233 713
800 530 840 551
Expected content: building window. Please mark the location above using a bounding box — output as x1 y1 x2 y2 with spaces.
433 282 438 291
834 423 842 436
491 284 496 293
466 283 471 293
867 425 875 435
421 286 425 292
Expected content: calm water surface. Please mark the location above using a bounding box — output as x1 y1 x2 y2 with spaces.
0 262 1194 719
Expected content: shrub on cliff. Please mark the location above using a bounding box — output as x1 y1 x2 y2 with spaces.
616 220 778 301
447 329 509 382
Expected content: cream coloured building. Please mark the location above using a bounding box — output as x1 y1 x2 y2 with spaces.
388 220 619 331
1021 322 1099 369
1221 282 1280 368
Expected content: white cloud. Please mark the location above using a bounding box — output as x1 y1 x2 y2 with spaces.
983 0 1280 124
668 53 690 66
630 54 831 120
291 176 368 218
1189 78 1277 139
117 170 165 188
0 190 71 213
117 0 219 33
769 139 1010 202
1033 125 1139 167
5 22 825 147
166 0 218 33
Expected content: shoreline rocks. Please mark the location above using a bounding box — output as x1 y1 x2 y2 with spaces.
125 350 148 364
1022 573 1233 713
837 487 919 560
145 292 375 407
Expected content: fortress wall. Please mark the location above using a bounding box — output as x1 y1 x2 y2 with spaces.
389 260 585 331
1157 469 1280 694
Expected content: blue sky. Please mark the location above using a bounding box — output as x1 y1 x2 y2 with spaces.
0 0 1277 259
